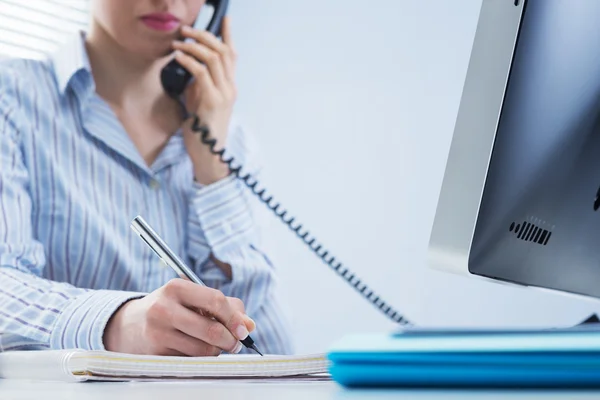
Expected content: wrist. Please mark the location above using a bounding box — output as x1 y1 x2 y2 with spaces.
193 161 230 185
183 122 231 185
103 299 135 352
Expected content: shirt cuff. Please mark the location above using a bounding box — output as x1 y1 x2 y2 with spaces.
49 289 145 350
190 175 256 257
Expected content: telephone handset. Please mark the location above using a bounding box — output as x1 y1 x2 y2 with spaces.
161 0 229 98
168 1 411 326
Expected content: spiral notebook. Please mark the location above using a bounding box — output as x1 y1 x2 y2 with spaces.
0 350 330 382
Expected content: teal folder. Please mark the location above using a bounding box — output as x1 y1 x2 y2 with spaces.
327 326 600 388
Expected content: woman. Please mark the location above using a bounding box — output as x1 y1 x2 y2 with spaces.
0 0 292 356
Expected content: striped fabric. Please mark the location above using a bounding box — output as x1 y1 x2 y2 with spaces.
0 32 293 354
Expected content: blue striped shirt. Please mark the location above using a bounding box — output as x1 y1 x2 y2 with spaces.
0 32 293 354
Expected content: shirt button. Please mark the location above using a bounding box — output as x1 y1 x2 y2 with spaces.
149 179 160 189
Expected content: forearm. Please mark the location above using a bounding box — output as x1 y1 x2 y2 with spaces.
0 266 143 351
186 172 260 282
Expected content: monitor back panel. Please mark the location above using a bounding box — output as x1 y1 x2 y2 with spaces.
470 0 600 298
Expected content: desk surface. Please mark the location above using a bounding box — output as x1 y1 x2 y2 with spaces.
3 380 600 400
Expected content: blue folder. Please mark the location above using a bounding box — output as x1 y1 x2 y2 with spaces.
327 326 600 388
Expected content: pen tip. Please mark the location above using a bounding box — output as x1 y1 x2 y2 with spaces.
250 344 263 356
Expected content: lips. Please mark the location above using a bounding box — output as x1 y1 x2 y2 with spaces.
140 13 180 32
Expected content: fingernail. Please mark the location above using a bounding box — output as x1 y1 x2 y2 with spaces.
174 50 183 57
233 341 243 354
181 25 192 32
235 324 249 340
244 315 256 331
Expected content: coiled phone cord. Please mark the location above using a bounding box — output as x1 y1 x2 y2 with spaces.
191 115 412 326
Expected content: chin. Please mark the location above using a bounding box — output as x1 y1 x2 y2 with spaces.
158 47 175 59
122 31 173 60
149 47 174 61
132 42 175 62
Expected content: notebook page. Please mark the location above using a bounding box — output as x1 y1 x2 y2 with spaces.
70 351 330 380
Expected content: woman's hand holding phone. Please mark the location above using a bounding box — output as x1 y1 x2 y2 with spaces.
172 16 237 185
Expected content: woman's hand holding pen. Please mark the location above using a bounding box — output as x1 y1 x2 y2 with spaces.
104 279 255 356
173 16 237 185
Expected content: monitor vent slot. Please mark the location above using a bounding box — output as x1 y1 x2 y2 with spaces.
509 220 552 245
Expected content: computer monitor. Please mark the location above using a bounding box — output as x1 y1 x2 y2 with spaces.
428 0 600 300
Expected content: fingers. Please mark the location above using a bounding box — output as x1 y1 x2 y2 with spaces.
177 22 236 86
173 39 227 89
183 24 229 59
145 299 218 356
173 50 216 95
163 279 250 342
226 297 255 332
227 296 245 314
244 315 256 332
171 302 242 354
165 330 222 357
221 16 234 48
220 16 236 80
154 347 189 357
202 17 237 83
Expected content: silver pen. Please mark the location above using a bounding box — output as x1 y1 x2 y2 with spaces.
130 215 263 356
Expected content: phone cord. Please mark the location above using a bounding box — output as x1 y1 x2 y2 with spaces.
190 115 412 326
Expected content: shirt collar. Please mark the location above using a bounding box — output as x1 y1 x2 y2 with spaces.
49 31 187 122
48 31 187 173
50 30 95 97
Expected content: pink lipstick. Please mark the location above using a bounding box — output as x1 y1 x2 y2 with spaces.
140 12 180 32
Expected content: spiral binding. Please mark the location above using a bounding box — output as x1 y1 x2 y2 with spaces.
191 116 412 325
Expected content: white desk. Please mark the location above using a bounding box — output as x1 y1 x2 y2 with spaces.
2 380 600 400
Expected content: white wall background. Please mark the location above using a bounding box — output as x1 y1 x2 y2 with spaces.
230 0 600 354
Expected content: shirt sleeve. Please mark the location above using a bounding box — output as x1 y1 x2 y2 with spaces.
185 121 294 355
0 82 144 352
